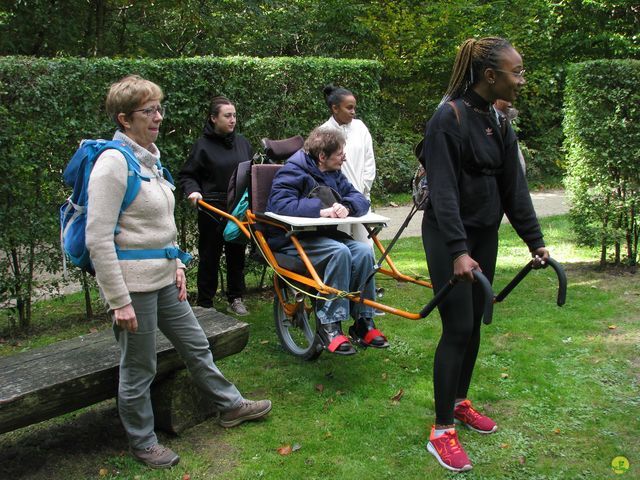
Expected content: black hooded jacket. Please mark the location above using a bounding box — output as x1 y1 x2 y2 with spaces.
179 121 253 210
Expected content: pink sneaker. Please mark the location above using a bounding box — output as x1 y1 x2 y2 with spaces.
454 399 498 433
426 426 473 472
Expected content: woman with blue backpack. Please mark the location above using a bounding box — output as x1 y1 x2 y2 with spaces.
85 75 271 469
179 96 253 316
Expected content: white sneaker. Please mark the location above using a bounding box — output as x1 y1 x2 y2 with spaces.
228 298 249 316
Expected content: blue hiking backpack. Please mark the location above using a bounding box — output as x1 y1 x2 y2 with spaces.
60 139 192 275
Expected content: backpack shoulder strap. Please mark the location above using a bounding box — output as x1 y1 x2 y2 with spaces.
447 98 470 148
447 99 468 131
97 141 148 211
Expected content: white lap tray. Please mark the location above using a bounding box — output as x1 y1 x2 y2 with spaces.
264 212 390 232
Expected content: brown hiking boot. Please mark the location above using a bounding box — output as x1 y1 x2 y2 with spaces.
130 443 180 469
219 399 272 428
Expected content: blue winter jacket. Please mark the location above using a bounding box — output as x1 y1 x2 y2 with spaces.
265 149 370 250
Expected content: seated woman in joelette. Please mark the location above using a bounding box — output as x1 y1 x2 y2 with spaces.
265 126 389 355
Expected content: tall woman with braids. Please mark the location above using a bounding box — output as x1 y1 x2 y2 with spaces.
420 37 550 472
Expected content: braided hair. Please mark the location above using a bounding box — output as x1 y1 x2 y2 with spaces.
439 37 513 106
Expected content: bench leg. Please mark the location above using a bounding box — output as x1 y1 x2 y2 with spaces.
151 369 219 435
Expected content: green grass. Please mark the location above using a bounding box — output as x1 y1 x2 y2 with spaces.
1 215 638 479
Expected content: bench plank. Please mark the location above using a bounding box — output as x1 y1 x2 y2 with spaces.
0 307 249 434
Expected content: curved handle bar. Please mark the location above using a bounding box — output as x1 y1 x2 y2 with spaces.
420 270 494 325
494 257 566 307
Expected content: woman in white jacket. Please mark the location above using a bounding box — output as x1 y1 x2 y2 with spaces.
321 84 376 244
86 75 271 469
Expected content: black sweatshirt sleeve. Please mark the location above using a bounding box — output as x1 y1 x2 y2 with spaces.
179 141 203 197
498 125 545 251
423 104 469 256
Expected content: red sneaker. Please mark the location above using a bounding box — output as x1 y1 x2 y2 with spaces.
454 399 498 434
426 426 473 472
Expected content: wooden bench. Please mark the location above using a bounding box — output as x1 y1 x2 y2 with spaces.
0 307 249 435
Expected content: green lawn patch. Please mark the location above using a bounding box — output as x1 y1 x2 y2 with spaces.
1 215 638 479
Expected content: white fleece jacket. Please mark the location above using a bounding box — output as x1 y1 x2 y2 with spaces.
321 116 376 198
86 131 183 309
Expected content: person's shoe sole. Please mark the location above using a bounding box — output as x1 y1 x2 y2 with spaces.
426 442 472 472
454 418 498 434
130 451 180 469
219 401 272 428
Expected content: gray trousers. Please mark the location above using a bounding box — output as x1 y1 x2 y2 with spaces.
115 283 243 449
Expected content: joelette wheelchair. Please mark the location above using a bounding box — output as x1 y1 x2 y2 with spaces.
198 136 566 360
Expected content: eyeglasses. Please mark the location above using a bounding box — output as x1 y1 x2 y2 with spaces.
494 69 526 78
131 105 165 117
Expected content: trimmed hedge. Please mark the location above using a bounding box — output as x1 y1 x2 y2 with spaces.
563 59 640 266
0 56 382 326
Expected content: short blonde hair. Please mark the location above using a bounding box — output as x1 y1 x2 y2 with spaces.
304 126 346 160
105 75 163 129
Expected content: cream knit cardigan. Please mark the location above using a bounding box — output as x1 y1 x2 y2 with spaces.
86 131 183 310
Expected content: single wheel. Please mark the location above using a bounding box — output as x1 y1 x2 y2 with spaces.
273 277 322 360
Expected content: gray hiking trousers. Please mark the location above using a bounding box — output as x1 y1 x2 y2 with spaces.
114 283 243 449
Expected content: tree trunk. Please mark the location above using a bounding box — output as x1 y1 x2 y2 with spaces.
9 248 27 330
93 0 106 56
26 241 34 327
81 271 93 320
600 241 607 268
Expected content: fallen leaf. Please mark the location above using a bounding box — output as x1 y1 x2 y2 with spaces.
390 388 404 403
608 325 617 330
389 202 398 207
277 444 293 455
518 456 526 465
500 443 510 449
381 372 388 380
89 327 98 334
501 373 509 379
324 431 332 439
260 340 269 344
315 384 324 393
99 468 108 477
553 428 561 434
182 474 191 480
292 443 302 452
336 390 344 396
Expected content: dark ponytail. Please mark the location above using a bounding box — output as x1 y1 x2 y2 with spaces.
209 95 234 118
323 84 354 110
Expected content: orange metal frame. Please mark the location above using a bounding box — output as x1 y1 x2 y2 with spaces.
198 200 432 320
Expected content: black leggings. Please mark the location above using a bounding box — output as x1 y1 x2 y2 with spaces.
422 217 498 425
197 210 246 305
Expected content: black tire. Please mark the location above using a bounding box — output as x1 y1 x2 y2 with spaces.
273 279 322 361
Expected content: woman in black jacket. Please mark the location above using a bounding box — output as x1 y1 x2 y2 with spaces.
179 96 253 316
420 37 550 472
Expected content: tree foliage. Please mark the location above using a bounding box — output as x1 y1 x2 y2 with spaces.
1 1 637 182
563 59 640 266
0 55 381 331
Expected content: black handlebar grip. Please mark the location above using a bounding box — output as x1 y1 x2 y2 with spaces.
420 270 494 325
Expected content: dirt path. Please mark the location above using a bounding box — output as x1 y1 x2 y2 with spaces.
375 189 568 240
